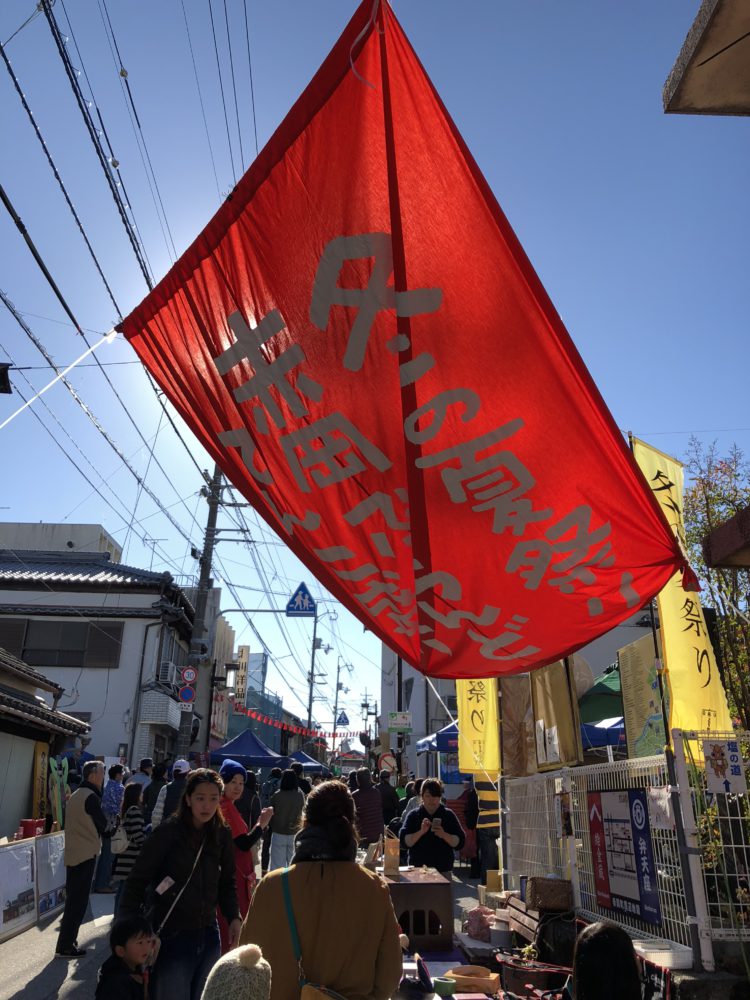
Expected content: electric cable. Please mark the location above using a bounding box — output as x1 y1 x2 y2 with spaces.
96 0 178 261
207 0 237 186
40 0 153 288
180 0 221 200
1 289 196 547
242 0 260 158
0 40 123 318
222 0 244 170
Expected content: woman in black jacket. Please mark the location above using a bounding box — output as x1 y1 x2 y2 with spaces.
120 768 240 1000
400 777 465 875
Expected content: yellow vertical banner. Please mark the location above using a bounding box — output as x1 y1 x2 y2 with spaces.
632 438 733 734
456 677 500 773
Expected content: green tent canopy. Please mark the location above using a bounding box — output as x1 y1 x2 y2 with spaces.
578 666 623 724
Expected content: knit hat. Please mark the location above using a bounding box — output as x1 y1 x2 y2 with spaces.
219 758 248 783
200 943 271 1000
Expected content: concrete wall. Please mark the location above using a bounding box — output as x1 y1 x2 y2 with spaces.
0 523 121 562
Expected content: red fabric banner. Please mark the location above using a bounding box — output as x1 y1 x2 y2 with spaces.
119 1 686 679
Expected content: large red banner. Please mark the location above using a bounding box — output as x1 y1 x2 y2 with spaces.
119 1 686 679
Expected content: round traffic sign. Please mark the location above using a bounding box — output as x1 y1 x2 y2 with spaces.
378 752 397 774
178 685 196 703
181 667 197 683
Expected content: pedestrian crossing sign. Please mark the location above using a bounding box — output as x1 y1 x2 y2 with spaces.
286 582 317 617
336 711 349 727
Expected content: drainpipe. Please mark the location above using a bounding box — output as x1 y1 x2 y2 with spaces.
129 619 163 770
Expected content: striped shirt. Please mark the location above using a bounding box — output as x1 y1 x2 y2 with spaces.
111 806 146 882
475 777 500 830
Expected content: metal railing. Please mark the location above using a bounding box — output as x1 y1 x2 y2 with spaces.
677 729 750 941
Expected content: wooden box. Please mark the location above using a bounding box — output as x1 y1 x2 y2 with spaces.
444 965 501 993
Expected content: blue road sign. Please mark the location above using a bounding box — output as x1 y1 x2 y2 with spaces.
336 711 350 727
178 685 196 703
286 582 317 617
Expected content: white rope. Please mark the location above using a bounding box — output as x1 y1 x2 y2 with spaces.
0 329 117 431
424 674 500 793
349 0 382 90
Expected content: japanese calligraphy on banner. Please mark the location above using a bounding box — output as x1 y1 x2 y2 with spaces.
456 678 500 773
587 789 661 926
632 439 732 734
120 0 686 679
703 739 748 795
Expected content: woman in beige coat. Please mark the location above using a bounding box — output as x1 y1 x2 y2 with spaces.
240 780 402 1000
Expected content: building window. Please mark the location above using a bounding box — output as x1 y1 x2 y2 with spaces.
19 619 123 669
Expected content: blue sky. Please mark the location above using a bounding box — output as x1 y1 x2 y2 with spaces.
0 1 747 723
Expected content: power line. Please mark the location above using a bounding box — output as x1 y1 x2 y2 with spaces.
0 182 85 333
207 0 237 186
0 40 123 318
222 0 244 170
180 0 221 200
97 0 178 261
40 0 153 289
1 290 197 547
242 0 260 159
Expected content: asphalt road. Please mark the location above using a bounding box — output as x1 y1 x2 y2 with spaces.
0 892 114 1000
0 869 479 1000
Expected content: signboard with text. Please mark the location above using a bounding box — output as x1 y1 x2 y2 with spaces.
587 788 661 925
388 711 412 733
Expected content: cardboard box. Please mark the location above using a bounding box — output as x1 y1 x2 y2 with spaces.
484 869 503 891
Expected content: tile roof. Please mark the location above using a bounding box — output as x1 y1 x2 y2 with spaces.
0 550 171 588
0 687 90 737
0 644 63 694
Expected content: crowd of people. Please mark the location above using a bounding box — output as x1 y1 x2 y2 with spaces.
51 756 637 1000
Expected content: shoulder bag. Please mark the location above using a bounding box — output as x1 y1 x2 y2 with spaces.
281 867 348 1000
111 820 129 855
152 837 206 936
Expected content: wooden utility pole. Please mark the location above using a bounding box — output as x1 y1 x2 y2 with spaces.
175 464 223 758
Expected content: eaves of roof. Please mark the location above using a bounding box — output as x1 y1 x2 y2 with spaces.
0 688 90 737
0 643 63 694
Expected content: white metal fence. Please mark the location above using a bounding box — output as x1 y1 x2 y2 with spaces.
676 729 750 941
503 756 692 947
568 755 693 951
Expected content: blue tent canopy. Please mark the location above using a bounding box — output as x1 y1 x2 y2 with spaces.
210 729 289 768
418 719 625 755
416 722 458 754
290 749 331 774
580 718 626 749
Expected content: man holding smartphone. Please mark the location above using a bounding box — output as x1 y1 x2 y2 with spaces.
400 778 465 875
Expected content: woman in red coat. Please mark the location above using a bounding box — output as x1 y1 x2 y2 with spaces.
217 759 273 953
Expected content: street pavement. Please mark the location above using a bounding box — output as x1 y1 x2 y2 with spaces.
0 891 114 1000
0 869 480 1000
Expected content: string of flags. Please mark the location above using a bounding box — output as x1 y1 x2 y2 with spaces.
237 705 361 740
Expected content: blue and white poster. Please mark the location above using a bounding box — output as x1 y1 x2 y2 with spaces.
629 789 661 925
596 788 662 927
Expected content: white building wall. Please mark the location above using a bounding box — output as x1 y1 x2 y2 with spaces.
380 645 455 778
0 587 173 759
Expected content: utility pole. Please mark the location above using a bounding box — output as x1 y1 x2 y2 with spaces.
175 463 223 758
306 612 318 730
396 656 404 777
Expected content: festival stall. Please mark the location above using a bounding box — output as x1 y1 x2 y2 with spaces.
210 729 289 770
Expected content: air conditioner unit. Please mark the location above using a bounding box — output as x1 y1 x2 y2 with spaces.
158 661 180 687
